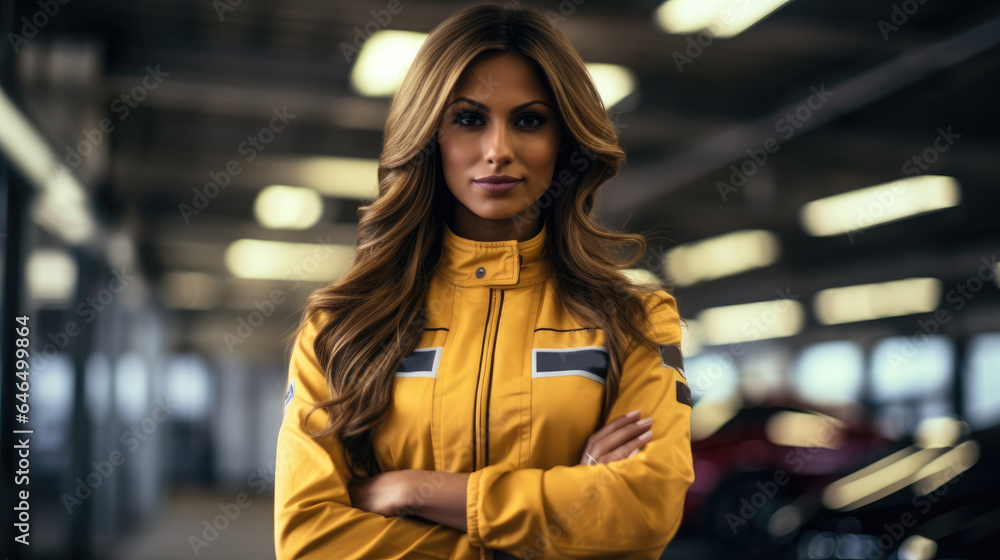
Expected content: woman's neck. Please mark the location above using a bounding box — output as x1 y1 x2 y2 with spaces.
447 206 543 243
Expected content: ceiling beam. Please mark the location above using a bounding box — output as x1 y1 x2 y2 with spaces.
601 14 1000 225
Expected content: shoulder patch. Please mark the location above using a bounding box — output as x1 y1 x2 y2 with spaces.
676 380 692 407
283 379 295 415
657 344 685 379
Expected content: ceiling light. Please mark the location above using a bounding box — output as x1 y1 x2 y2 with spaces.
27 249 78 303
655 0 796 38
814 277 941 325
255 185 323 230
664 230 779 287
622 268 661 285
296 156 380 200
0 86 96 244
225 239 355 282
697 298 804 345
351 30 427 97
800 175 961 237
585 63 637 107
350 31 635 112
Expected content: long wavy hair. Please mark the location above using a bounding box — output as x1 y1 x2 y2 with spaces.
289 0 669 479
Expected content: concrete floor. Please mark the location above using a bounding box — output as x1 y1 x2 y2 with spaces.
110 487 275 560
105 487 707 560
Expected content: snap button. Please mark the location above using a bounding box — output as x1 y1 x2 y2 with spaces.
476 266 486 279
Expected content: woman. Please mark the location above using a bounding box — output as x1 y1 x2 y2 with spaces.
274 2 694 559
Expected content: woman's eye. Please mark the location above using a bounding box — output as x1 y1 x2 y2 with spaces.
517 114 545 128
452 111 546 128
454 112 484 126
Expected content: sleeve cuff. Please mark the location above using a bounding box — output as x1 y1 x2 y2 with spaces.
466 468 484 547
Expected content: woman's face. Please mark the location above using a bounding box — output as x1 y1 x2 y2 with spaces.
437 51 562 240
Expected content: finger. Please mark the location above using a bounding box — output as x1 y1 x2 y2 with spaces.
590 418 652 458
588 410 642 443
605 428 653 463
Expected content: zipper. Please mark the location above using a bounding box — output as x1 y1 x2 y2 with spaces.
474 288 504 470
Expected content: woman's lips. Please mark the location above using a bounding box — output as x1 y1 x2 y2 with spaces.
473 179 522 193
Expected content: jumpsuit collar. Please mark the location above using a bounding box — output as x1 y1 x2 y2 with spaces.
436 221 551 288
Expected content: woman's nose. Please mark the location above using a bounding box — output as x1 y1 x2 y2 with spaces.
484 124 513 165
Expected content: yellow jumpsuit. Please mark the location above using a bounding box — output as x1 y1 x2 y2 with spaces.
274 222 694 559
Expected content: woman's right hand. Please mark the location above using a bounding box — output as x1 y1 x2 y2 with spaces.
578 409 653 466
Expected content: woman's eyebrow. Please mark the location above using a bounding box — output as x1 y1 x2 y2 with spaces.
447 97 554 112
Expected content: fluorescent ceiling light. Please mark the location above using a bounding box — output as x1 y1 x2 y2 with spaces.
255 185 323 230
814 277 940 325
697 298 804 345
225 239 355 282
800 175 961 237
664 229 779 287
27 249 78 303
0 86 56 189
0 86 96 244
622 268 661 285
655 0 795 38
351 30 427 97
296 156 380 200
585 63 636 108
31 168 97 244
350 32 635 111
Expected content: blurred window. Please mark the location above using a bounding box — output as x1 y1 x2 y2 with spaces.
965 332 1000 429
115 352 149 422
33 353 74 469
793 340 864 405
685 352 739 404
165 354 212 422
870 335 953 438
740 344 791 403
871 335 952 401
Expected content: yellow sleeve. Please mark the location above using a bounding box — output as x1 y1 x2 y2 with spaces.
465 291 694 559
274 311 477 560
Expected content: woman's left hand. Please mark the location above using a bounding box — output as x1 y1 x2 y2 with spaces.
347 469 415 518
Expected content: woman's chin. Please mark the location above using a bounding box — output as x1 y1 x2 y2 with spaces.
465 203 531 223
